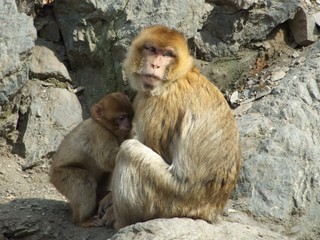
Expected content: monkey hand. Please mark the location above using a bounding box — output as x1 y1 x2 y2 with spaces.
98 193 115 227
100 204 116 228
78 216 105 228
98 192 112 216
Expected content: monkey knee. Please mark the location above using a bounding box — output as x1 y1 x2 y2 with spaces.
49 167 62 185
114 221 125 230
120 139 143 150
118 139 158 160
71 195 97 224
117 139 141 163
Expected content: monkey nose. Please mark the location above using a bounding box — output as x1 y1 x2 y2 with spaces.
151 64 160 69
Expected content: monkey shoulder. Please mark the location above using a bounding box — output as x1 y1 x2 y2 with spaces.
185 68 231 107
51 118 118 167
84 118 119 146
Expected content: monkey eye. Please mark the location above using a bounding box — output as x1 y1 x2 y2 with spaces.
117 115 126 121
145 45 157 54
163 51 176 58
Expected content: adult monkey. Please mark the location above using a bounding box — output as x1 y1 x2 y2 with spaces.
111 25 242 229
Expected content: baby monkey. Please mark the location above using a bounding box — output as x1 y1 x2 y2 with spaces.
49 92 133 227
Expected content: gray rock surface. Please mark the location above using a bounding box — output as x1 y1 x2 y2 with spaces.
235 41 320 239
110 217 289 240
37 7 61 42
21 81 82 167
30 40 71 82
15 0 35 15
192 0 301 60
53 0 212 105
289 8 320 46
0 0 36 104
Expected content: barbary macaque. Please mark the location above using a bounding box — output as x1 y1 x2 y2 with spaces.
49 92 133 227
110 25 242 229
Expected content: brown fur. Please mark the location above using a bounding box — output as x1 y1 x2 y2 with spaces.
111 26 242 229
49 92 133 227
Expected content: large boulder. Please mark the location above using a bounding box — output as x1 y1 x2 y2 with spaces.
29 39 72 82
52 0 303 107
235 40 320 239
110 217 289 240
53 0 212 106
20 81 82 168
0 0 36 104
192 0 300 60
0 0 36 142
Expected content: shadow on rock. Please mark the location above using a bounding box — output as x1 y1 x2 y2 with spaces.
0 198 115 240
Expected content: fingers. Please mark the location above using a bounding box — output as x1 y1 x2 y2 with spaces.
98 193 113 217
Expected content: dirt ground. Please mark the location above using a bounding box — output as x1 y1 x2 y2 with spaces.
0 146 116 240
0 145 291 240
0 148 289 240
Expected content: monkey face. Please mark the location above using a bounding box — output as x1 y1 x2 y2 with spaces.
123 25 194 95
140 44 176 79
113 114 133 135
133 44 176 91
90 92 134 138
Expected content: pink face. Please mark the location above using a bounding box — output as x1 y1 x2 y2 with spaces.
137 44 176 90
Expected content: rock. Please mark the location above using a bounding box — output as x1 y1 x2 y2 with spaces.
53 0 213 106
0 137 7 148
29 39 71 82
192 0 300 60
15 0 35 15
255 85 272 99
51 0 309 110
315 12 320 27
20 81 82 167
235 41 320 239
52 0 303 107
0 0 36 104
110 218 289 240
37 8 61 42
292 51 300 58
195 51 257 91
0 95 21 140
271 70 286 81
230 91 239 103
39 20 60 43
289 8 319 46
234 102 253 116
54 0 211 67
0 0 36 140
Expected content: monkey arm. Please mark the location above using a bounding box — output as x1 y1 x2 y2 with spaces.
93 145 119 172
113 139 179 194
112 139 195 228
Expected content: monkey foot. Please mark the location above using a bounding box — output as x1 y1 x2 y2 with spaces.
79 217 105 228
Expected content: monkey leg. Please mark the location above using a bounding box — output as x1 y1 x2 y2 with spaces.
96 172 112 203
112 139 176 229
50 166 97 224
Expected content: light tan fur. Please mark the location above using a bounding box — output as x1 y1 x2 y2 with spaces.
111 25 242 229
49 92 133 227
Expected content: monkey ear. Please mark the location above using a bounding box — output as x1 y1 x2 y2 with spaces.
91 103 103 120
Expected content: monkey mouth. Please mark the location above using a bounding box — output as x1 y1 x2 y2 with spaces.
119 126 131 132
140 74 163 90
143 74 161 80
143 82 156 90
